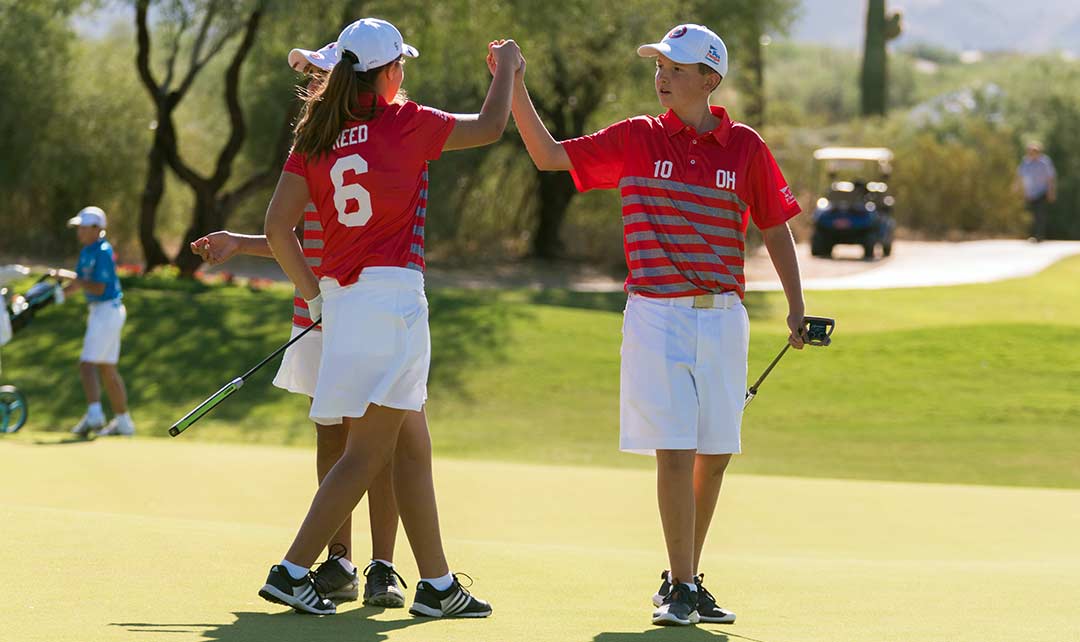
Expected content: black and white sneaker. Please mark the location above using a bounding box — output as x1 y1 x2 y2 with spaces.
652 582 700 626
408 574 492 618
652 569 672 607
259 564 336 615
313 544 359 602
695 574 736 624
363 560 407 608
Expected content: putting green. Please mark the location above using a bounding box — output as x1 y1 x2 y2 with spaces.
3 438 1078 642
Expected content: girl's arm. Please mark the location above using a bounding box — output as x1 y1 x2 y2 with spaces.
442 40 521 151
264 172 319 301
510 73 572 171
191 232 273 265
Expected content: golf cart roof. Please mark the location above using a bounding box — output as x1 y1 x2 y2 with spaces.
813 147 894 162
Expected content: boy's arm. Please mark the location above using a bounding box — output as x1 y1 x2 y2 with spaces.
64 278 105 296
761 223 806 349
511 77 572 171
191 232 274 265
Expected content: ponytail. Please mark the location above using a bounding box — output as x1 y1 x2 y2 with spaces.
292 51 401 157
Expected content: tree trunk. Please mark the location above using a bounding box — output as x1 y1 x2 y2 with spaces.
743 31 766 128
861 0 888 116
138 143 170 270
532 171 578 259
176 187 223 277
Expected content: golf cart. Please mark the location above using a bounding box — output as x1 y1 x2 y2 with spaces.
0 265 73 433
810 147 896 259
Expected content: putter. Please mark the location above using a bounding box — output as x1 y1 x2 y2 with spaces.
168 318 322 437
744 316 835 408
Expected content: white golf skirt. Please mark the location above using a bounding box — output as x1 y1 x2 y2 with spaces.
273 324 322 397
619 292 749 456
309 267 429 426
80 299 126 364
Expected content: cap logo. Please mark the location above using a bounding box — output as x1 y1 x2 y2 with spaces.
706 45 723 65
667 26 688 39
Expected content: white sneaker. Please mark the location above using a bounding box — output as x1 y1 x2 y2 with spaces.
98 415 135 436
71 414 105 436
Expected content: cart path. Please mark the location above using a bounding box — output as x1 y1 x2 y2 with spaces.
8 240 1080 292
745 239 1080 291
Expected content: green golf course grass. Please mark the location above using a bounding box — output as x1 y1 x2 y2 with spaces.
4 256 1079 488
3 438 1078 642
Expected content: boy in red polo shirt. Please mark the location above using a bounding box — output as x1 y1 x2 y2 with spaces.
510 24 806 626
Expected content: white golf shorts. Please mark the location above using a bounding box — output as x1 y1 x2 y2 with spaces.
619 292 749 456
309 267 429 426
80 299 126 364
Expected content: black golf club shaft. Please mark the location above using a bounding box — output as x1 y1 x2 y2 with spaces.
748 343 790 396
168 317 322 437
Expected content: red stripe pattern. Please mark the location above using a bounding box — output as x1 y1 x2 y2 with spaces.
292 202 323 329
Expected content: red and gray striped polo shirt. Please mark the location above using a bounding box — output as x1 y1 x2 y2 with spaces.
292 202 324 329
562 106 800 298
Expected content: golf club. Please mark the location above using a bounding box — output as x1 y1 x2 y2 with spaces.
744 316 835 408
168 317 321 437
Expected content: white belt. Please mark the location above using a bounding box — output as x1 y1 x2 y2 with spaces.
632 291 740 310
88 299 123 309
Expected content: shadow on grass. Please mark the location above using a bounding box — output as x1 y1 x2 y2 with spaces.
594 627 736 642
525 288 774 320
5 286 522 436
112 608 439 642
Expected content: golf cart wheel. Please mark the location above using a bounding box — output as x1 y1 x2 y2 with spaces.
0 385 28 433
811 237 832 258
882 242 892 257
863 242 876 260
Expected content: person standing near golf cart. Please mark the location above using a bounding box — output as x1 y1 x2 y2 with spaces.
510 24 805 626
65 207 135 437
190 41 408 609
257 18 520 616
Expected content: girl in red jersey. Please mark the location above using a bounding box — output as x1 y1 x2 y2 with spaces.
509 24 806 627
259 18 521 617
192 42 407 609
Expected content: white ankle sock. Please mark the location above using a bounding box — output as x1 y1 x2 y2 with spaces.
682 582 698 592
87 402 104 421
116 412 131 421
423 572 453 591
338 557 356 573
370 558 393 570
280 559 309 580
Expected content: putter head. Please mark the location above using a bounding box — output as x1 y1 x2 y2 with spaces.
743 390 756 409
803 316 835 347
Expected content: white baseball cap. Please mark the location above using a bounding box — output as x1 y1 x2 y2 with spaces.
638 24 728 78
288 41 341 73
67 206 107 229
337 18 418 72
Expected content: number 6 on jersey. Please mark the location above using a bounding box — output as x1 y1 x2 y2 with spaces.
330 154 373 227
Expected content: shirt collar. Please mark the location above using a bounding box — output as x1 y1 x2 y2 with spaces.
659 106 734 145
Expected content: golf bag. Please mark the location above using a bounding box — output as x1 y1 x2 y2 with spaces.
0 266 70 433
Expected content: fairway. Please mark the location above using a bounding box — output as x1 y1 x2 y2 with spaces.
3 438 1078 642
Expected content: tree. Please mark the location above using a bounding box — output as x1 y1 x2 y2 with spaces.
693 0 799 129
860 0 903 117
135 0 298 275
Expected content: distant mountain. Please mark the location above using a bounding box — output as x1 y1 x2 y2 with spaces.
790 0 1080 54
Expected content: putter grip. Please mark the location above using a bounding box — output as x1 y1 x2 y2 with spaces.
168 377 244 437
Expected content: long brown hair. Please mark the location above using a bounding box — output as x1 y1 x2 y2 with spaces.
292 51 401 157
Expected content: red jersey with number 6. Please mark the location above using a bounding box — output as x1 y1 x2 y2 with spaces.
283 94 455 287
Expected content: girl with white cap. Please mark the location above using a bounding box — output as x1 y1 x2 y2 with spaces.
257 18 522 617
